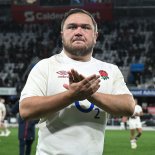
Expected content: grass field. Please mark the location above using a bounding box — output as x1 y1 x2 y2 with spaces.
104 130 155 155
0 128 38 155
0 128 155 155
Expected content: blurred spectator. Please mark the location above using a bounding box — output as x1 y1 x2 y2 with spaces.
128 99 143 149
120 116 128 130
11 101 38 155
0 97 11 136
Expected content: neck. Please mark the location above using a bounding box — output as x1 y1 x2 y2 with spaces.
64 50 92 62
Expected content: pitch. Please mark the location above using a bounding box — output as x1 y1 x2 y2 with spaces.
0 128 155 155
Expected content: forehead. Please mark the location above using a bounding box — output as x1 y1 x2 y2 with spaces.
64 13 93 26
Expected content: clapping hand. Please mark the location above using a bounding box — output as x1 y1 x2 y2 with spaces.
63 69 100 101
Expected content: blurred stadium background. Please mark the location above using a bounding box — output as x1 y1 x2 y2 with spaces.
0 0 155 151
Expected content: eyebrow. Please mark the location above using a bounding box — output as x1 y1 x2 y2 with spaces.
66 23 92 28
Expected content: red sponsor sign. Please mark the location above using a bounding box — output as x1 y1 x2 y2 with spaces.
11 3 113 23
148 107 155 115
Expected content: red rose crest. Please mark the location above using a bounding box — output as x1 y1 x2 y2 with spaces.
99 70 109 80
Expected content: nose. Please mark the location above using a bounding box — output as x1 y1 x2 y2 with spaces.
74 26 83 35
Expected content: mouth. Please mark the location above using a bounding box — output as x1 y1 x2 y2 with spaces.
72 41 85 47
73 40 84 44
72 38 85 43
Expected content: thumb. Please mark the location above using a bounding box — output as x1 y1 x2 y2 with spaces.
63 84 69 90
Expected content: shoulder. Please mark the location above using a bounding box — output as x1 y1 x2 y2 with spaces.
35 56 54 67
92 57 119 70
94 58 123 78
30 56 55 73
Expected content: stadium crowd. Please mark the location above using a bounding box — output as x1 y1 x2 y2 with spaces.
0 2 154 154
0 18 155 88
0 17 155 125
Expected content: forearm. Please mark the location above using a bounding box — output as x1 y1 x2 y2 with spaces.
140 111 143 116
20 73 100 120
19 91 74 120
88 93 135 116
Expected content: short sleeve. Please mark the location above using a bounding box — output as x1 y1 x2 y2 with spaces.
111 66 132 95
20 59 48 102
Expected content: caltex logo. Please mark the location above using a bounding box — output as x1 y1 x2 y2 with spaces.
99 70 109 80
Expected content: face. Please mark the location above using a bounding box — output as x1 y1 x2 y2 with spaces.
61 13 98 57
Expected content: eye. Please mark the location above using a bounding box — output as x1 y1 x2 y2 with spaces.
81 25 91 30
67 25 77 30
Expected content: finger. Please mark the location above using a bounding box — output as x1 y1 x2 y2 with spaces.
63 84 69 90
81 74 100 85
79 74 85 81
85 80 100 95
71 69 81 82
68 71 74 84
91 79 101 91
84 78 100 90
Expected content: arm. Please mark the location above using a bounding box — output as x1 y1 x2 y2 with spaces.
88 93 135 116
20 74 100 120
66 69 135 116
20 91 75 120
139 111 143 116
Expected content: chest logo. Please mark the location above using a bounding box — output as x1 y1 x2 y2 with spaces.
99 70 109 80
56 70 69 78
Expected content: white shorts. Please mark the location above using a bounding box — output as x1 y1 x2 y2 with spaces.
128 118 142 129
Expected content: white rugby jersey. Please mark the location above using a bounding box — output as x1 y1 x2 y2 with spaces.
0 102 6 121
20 51 131 155
129 105 142 122
135 105 142 114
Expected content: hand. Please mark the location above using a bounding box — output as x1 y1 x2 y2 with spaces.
63 69 100 101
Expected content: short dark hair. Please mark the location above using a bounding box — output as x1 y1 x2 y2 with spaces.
61 8 98 32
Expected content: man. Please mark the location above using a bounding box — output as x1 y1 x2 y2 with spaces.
11 101 37 155
19 8 135 155
128 98 143 149
0 98 11 136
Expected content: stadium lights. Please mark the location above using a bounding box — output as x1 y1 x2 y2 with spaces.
26 0 36 4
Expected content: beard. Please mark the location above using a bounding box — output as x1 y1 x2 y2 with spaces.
62 39 95 57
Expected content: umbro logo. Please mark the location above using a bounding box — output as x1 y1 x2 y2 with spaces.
56 70 69 78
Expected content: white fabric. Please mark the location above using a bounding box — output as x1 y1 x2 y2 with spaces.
135 105 143 114
129 105 142 129
20 51 131 155
0 101 6 122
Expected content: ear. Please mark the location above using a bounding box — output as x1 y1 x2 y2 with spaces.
94 31 98 44
61 31 63 38
61 31 63 43
95 31 98 40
